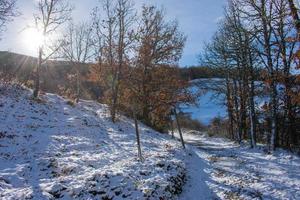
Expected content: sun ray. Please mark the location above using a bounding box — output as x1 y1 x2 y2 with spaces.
22 28 45 53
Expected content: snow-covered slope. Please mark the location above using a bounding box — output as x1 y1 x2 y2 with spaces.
0 83 186 200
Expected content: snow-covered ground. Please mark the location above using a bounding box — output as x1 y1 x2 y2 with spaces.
0 83 187 200
176 131 300 200
1 82 299 200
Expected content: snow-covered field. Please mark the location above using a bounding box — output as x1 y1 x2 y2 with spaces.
177 131 300 200
0 83 187 200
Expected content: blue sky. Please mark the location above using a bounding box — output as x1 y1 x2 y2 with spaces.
0 0 226 66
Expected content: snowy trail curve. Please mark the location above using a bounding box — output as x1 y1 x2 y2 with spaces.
177 131 300 200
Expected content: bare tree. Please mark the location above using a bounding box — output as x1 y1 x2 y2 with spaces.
59 21 94 102
200 27 237 142
272 0 298 147
90 0 117 103
226 0 258 147
198 0 299 151
33 0 73 98
237 0 280 151
0 0 18 35
111 0 135 122
92 0 135 122
200 1 261 147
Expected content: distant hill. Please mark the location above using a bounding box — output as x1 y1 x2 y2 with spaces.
0 51 100 100
179 66 228 80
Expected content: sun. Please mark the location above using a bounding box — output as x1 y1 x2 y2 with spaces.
22 28 45 52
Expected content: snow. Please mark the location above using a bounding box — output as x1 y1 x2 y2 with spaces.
177 148 215 200
0 83 187 200
1 82 299 200
175 131 300 200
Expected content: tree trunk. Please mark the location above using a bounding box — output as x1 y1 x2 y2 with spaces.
248 42 257 148
134 110 143 161
240 83 247 141
226 76 235 140
233 79 242 143
33 47 42 98
269 80 278 152
173 108 185 149
259 0 278 152
111 72 119 123
249 92 257 148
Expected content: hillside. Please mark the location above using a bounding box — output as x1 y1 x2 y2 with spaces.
1 82 300 200
0 51 97 100
0 51 230 101
0 83 187 200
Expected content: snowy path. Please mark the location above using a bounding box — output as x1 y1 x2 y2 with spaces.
178 131 300 200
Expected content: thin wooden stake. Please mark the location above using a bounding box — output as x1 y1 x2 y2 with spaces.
173 108 185 149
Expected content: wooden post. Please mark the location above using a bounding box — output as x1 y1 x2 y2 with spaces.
173 108 185 149
134 109 143 161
